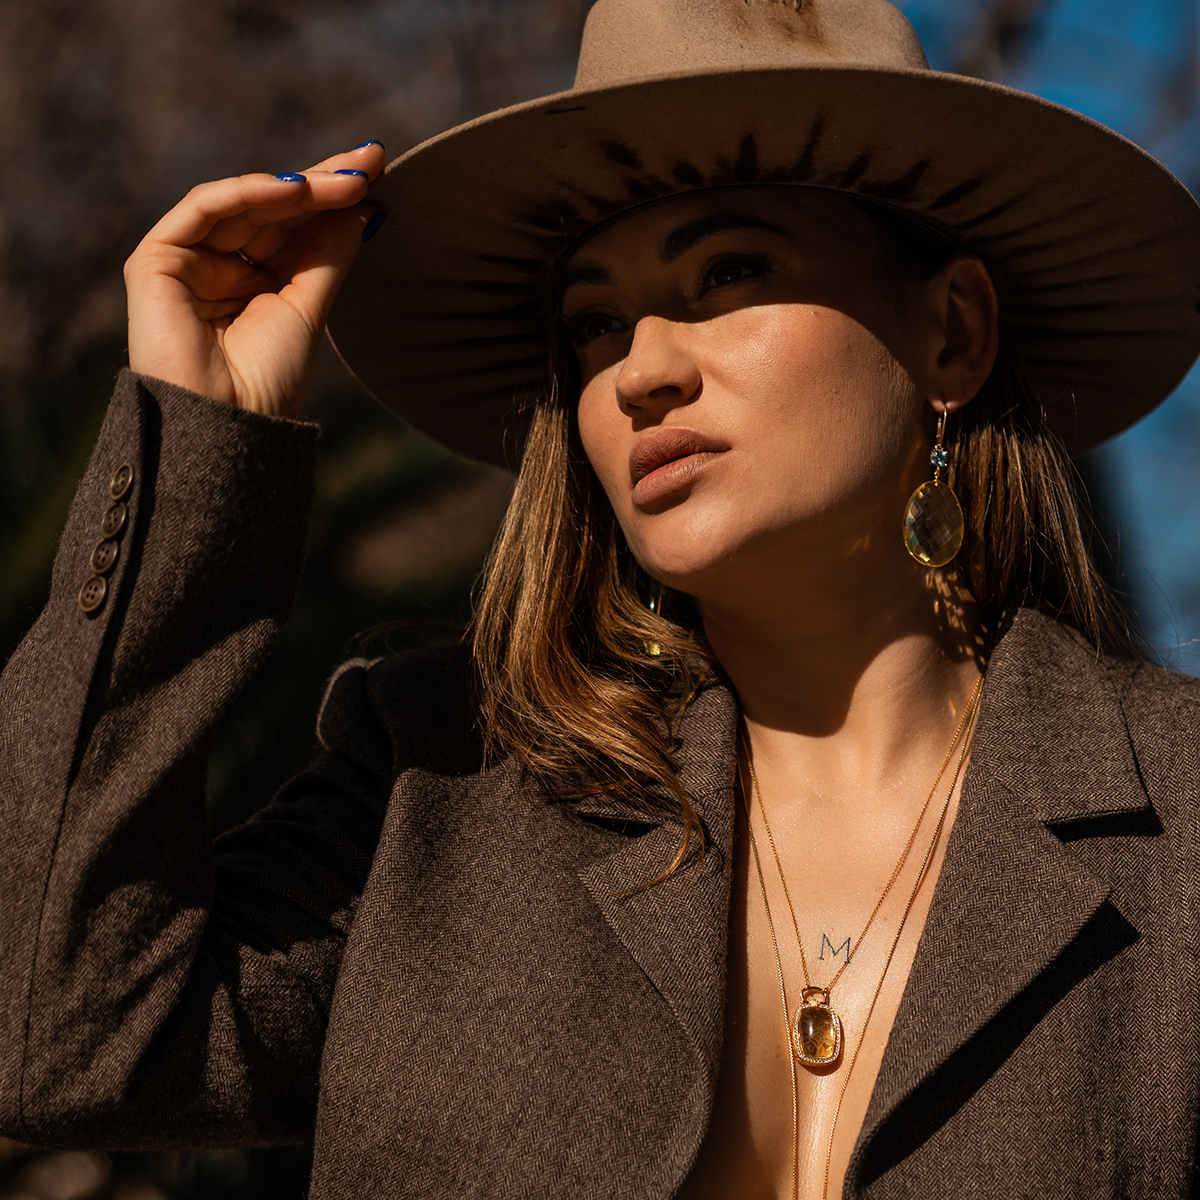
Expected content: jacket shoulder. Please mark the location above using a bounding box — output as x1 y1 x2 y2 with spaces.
316 640 483 781
1105 654 1200 806
1108 653 1200 724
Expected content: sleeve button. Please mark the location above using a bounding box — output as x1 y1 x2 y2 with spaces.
78 575 108 614
109 463 135 501
91 539 120 573
100 501 128 539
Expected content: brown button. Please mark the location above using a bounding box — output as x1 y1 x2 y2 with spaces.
91 539 120 574
78 575 108 614
100 501 128 539
109 463 135 501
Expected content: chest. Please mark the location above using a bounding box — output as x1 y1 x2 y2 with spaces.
678 782 961 1200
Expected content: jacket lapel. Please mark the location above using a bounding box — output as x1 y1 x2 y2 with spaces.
575 682 740 1086
849 610 1150 1191
571 609 1151 1193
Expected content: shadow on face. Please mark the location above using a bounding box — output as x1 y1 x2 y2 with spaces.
560 186 946 602
558 185 932 393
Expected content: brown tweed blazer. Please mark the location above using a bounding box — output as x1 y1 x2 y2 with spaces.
2 371 1200 1198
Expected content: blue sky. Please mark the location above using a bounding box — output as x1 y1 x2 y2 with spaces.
899 0 1200 669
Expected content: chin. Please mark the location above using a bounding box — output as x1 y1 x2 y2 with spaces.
641 559 719 597
626 514 745 595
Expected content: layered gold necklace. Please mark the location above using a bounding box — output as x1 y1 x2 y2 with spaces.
738 672 984 1200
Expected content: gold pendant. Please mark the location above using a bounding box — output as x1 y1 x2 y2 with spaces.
792 987 843 1066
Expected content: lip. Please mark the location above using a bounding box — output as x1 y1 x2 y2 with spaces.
629 427 729 506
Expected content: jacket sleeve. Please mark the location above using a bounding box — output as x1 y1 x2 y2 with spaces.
0 370 390 1149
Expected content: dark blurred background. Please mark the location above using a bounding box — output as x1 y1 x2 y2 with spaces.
1 0 1197 1196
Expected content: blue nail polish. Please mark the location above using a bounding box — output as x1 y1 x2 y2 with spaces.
362 211 387 243
274 172 307 183
354 140 384 152
335 169 369 178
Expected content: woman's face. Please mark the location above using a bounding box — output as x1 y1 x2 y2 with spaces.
564 187 944 604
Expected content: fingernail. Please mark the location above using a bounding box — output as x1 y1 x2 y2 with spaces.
274 172 307 183
362 211 387 243
335 169 369 178
354 140 384 152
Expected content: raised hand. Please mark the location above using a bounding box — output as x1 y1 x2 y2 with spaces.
125 141 386 419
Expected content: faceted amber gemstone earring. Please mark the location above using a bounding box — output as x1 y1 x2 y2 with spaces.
902 408 964 567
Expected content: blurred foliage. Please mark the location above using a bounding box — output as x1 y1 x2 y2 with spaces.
0 0 585 381
0 341 118 662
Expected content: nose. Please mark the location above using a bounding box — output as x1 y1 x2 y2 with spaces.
615 316 701 420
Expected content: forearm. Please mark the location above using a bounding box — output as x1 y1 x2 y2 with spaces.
0 369 320 1145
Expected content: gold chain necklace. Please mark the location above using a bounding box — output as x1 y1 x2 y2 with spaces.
745 673 985 1070
737 673 984 1200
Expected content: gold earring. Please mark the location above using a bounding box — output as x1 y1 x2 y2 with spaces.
902 409 964 568
644 579 664 657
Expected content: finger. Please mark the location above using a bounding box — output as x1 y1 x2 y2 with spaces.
230 142 386 257
144 174 313 253
274 204 378 335
144 169 369 263
199 171 374 257
302 139 387 181
139 139 386 261
194 296 263 322
229 169 374 261
132 240 281 305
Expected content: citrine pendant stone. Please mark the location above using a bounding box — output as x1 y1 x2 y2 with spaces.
792 999 844 1066
902 480 964 568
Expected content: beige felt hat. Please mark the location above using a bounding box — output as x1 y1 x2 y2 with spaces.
327 0 1200 468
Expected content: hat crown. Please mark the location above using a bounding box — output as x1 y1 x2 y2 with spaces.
574 0 930 89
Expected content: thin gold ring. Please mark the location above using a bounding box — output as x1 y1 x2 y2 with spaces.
234 247 259 268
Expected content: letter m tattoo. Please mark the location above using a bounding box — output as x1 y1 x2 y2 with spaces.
819 933 851 962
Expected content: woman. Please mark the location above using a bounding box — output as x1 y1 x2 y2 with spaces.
2 0 1199 1197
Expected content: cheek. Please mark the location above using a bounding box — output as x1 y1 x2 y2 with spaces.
576 378 626 505
717 308 916 503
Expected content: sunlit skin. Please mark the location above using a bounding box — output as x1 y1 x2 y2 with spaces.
126 141 388 416
565 188 999 1199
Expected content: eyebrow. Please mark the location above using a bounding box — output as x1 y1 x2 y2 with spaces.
659 211 789 262
558 209 789 294
559 261 614 292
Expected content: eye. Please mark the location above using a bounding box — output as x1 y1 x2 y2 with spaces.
564 311 627 346
702 254 772 292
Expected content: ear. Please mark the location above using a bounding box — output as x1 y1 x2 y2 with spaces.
920 253 999 415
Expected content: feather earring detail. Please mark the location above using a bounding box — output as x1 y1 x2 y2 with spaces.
902 409 964 567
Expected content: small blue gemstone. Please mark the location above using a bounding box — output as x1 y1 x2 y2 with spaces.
931 447 950 468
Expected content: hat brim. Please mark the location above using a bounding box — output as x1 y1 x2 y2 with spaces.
328 64 1200 468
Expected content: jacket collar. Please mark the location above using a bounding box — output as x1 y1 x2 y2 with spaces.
574 680 741 1085
972 607 1148 824
574 608 1151 1193
849 608 1150 1191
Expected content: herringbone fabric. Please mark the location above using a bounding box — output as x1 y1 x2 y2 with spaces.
2 372 1199 1197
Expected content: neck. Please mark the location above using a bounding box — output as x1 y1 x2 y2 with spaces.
700 558 986 801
